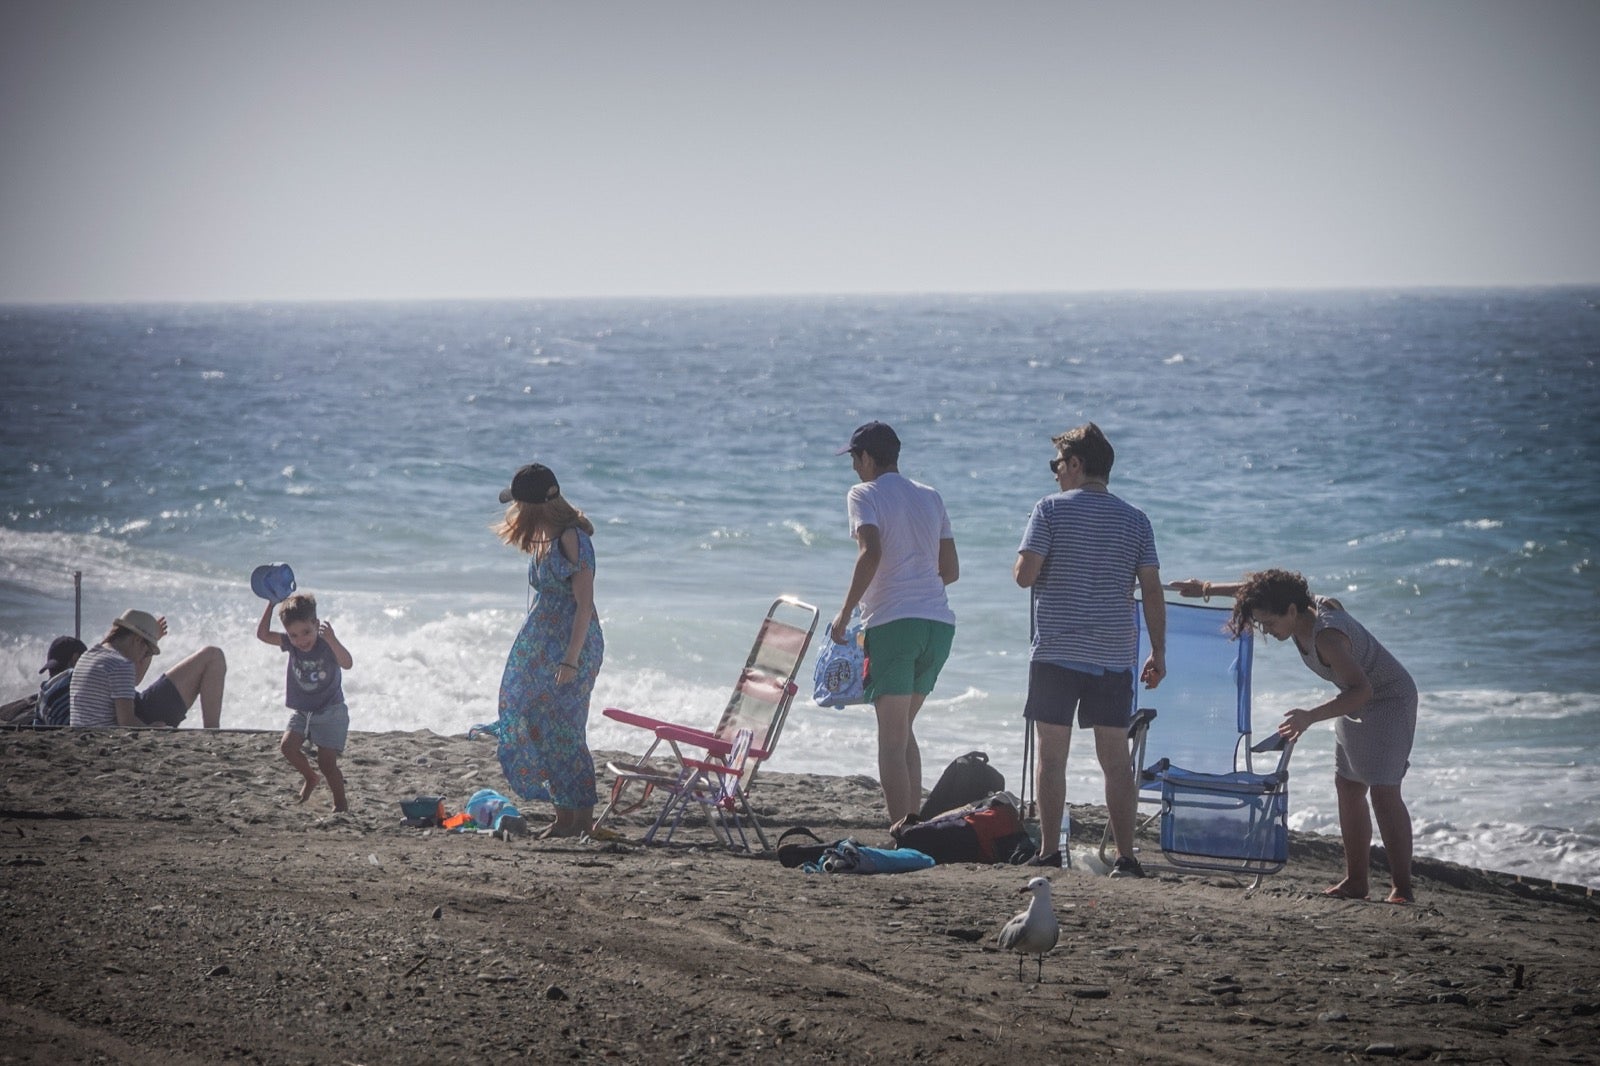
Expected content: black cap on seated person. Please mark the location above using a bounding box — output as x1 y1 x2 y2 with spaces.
837 421 900 456
40 635 87 674
499 463 561 504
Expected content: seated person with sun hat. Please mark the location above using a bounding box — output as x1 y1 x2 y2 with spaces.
69 609 227 729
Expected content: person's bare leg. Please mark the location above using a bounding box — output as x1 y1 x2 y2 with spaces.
873 694 918 823
1032 721 1072 859
1331 774 1372 898
905 693 926 816
161 646 227 728
1093 724 1138 860
1370 783 1414 902
280 730 318 802
317 746 347 812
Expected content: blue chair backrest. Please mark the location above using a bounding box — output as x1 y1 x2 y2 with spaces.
1136 599 1255 776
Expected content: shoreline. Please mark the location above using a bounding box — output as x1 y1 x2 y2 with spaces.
3 728 1599 1064
2 723 1592 899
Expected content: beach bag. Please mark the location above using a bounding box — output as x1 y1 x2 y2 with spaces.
465 788 522 831
919 751 1006 820
812 618 868 707
892 791 1032 865
803 839 936 875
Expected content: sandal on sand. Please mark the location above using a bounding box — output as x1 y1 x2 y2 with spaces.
1321 886 1369 901
585 826 626 843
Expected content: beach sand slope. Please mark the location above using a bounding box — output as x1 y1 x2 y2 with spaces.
3 729 1597 1064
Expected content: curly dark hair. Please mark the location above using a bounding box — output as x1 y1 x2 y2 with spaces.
1226 568 1316 637
277 593 319 627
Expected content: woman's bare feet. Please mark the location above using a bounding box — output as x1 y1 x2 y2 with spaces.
297 773 320 803
1322 879 1369 901
533 806 594 839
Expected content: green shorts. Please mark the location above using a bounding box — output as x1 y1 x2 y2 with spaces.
863 618 955 700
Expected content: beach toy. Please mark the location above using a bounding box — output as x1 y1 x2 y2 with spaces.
250 562 297 603
399 795 447 827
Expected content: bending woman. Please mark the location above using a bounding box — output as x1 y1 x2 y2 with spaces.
1171 569 1418 904
493 462 604 839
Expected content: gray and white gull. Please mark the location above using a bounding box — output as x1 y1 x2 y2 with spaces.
996 875 1061 981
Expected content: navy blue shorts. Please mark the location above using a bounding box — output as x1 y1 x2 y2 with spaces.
134 675 188 728
1023 662 1134 729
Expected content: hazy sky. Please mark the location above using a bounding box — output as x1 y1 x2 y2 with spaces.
2 1 1597 302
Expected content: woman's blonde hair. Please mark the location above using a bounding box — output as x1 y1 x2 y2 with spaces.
495 495 595 556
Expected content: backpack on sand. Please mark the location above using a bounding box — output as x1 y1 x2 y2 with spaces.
919 751 1005 820
891 791 1033 865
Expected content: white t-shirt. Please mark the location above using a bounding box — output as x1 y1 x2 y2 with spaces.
846 471 956 628
69 644 136 728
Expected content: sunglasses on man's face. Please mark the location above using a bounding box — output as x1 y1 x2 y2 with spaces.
1049 455 1071 475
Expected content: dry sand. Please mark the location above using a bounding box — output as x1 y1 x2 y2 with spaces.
3 728 1597 1064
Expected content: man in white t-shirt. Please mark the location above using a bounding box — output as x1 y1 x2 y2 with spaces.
830 421 960 825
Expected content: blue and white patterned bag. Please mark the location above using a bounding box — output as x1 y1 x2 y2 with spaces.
812 618 867 707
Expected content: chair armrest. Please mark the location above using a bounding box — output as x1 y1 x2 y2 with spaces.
604 707 672 731
654 723 771 762
1251 732 1294 775
1128 706 1157 739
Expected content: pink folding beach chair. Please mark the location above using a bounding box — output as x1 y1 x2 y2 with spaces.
591 596 818 850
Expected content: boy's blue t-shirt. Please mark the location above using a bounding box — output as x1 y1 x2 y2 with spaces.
279 634 345 714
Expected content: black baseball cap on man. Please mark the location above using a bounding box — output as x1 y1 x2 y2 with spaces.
499 463 561 504
40 635 87 674
837 421 901 456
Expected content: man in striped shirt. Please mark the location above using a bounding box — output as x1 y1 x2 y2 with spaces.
69 609 227 729
1014 423 1166 877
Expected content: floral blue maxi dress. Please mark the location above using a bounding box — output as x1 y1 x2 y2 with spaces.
496 529 603 808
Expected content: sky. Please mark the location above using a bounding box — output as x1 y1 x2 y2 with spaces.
1 0 1597 302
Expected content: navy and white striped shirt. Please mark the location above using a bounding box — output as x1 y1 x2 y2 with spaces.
68 645 136 728
1018 489 1159 669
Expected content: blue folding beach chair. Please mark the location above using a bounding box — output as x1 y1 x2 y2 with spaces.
1100 598 1294 889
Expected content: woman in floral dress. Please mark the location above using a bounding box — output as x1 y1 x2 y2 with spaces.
494 462 604 838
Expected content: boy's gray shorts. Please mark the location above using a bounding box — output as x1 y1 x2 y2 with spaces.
287 703 349 752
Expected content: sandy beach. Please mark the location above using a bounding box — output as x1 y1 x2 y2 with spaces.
2 727 1597 1065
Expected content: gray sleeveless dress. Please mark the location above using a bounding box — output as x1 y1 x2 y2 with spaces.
1296 599 1417 786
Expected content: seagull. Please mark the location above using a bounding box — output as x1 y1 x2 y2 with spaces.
996 875 1061 982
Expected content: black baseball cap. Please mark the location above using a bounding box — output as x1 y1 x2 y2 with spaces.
837 421 900 456
40 635 87 674
499 463 561 504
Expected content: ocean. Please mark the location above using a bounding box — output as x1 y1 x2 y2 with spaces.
3 289 1597 887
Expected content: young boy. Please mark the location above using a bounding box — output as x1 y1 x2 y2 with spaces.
257 593 353 811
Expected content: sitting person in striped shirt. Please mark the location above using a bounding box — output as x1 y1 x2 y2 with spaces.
68 609 227 729
1014 423 1166 877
